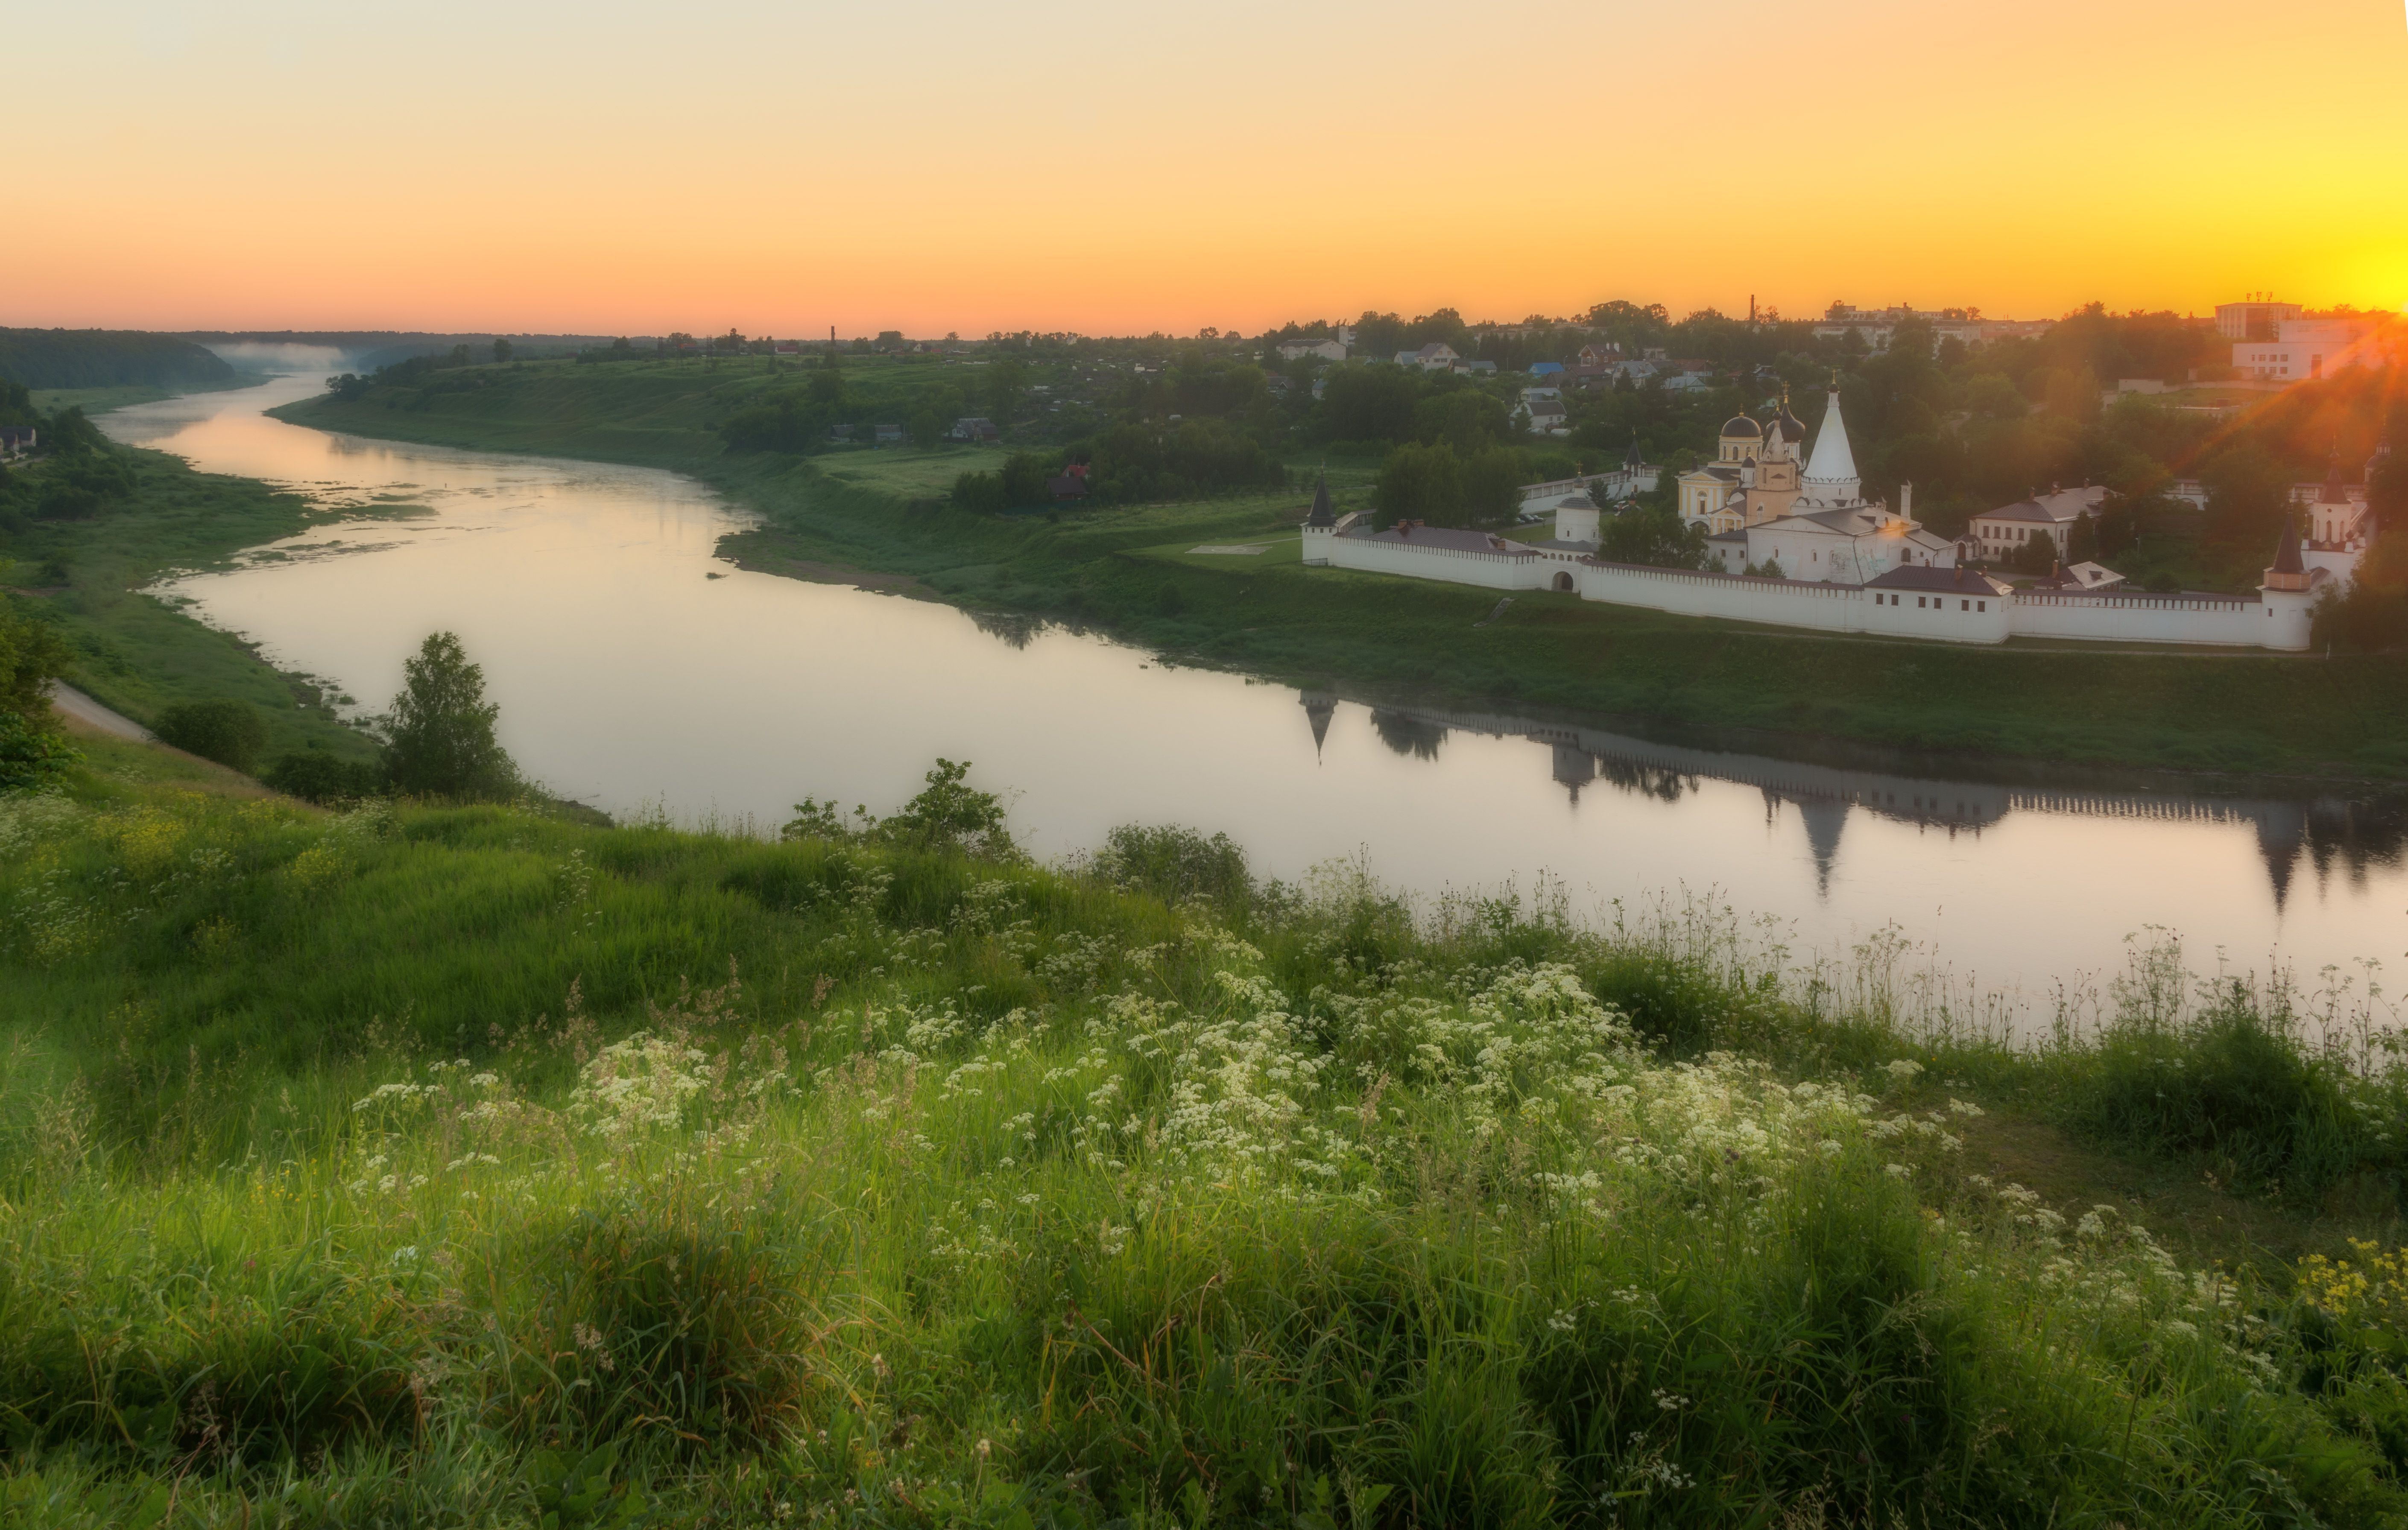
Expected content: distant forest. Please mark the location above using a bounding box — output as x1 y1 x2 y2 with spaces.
0 329 234 390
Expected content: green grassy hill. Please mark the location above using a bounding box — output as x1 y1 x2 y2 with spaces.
276 359 2408 783
4 740 2408 1525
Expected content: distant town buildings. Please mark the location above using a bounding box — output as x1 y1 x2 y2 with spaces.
1813 304 1991 352
2215 298 2303 341
2232 314 2379 382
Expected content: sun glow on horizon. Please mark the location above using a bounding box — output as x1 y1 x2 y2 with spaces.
6 0 2405 334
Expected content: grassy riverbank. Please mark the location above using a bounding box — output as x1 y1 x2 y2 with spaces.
1 438 375 765
277 359 2408 783
5 741 2408 1525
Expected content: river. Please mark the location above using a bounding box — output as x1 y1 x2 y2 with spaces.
100 371 2407 1024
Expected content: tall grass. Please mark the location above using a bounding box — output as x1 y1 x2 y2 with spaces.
4 774 2408 1525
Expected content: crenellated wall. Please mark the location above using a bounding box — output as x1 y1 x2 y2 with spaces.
1310 538 2315 651
2008 591 2268 647
1322 534 1558 591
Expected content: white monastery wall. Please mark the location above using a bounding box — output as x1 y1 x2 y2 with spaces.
2007 593 2267 647
1322 535 1550 591
1310 530 2315 651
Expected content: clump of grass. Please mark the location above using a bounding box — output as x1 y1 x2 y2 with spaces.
2040 937 2406 1207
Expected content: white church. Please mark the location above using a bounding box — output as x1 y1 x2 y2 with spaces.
1303 387 2372 652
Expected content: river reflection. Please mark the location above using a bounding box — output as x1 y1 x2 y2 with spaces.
102 371 2408 1009
1352 699 2408 911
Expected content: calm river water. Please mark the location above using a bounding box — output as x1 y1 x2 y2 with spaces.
103 371 2408 1021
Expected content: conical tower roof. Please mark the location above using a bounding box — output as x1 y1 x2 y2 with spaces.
2318 455 2348 503
1800 388 1861 504
2271 514 2304 575
1305 470 1335 527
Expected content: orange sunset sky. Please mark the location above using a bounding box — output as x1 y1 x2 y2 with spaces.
9 0 2407 336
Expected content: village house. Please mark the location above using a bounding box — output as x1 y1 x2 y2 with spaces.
1276 337 1347 362
0 426 35 459
1966 485 2111 559
947 416 1001 442
1520 397 1569 435
1393 343 1460 371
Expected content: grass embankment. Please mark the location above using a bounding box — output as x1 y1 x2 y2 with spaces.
278 360 2408 783
2 443 376 766
6 745 2408 1525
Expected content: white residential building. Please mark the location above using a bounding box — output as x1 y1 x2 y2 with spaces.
2234 315 2382 382
1520 397 1569 435
1277 337 1348 362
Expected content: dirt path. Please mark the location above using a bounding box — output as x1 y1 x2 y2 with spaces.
46 681 153 740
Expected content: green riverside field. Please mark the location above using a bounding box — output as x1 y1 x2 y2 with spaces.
3 442 377 765
277 359 2408 784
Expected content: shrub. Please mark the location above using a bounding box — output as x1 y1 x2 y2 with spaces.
263 749 385 804
0 708 79 791
2054 981 2388 1201
1091 823 1252 908
155 698 267 773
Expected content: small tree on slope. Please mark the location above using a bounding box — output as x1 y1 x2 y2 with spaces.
381 631 518 800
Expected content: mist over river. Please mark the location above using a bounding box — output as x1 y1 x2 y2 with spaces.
101 371 2408 1025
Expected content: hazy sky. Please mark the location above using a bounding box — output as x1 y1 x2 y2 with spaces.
9 0 2406 334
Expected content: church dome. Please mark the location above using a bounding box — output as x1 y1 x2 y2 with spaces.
1720 415 1762 438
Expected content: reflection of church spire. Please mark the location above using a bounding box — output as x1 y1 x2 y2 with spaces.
1552 743 1595 805
1299 689 1336 759
1793 796 1850 897
2255 802 2306 911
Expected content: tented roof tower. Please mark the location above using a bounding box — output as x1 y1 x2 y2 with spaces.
1799 387 1864 507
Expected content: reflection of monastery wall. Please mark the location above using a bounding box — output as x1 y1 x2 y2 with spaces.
1338 694 2403 906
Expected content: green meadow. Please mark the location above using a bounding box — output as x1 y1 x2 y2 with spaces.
6 736 2408 1526
280 358 2408 782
